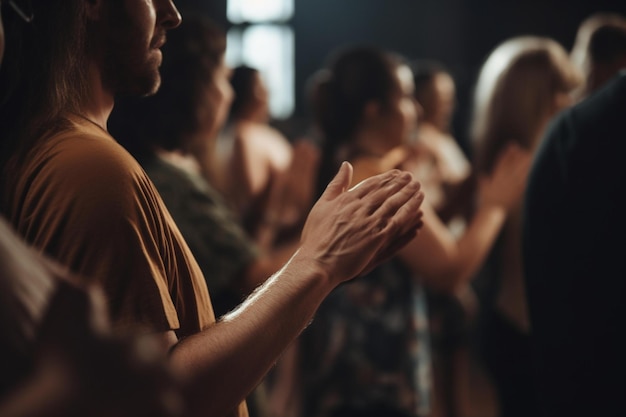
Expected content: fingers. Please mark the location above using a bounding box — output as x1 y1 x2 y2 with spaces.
358 188 424 276
349 169 409 199
390 191 425 235
321 161 353 200
360 225 419 276
371 178 422 217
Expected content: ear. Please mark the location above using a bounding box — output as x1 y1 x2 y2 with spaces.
84 0 105 21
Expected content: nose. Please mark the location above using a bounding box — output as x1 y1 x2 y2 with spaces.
158 0 182 30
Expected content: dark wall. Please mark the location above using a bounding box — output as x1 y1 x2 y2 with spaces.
176 0 626 150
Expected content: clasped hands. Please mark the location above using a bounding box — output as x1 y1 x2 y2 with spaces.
299 161 425 285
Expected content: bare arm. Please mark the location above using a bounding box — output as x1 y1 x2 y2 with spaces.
398 143 531 293
239 239 300 293
238 142 321 292
398 199 506 293
160 163 425 417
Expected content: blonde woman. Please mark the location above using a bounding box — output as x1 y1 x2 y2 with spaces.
470 36 582 417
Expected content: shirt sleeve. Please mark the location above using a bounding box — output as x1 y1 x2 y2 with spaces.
19 134 181 333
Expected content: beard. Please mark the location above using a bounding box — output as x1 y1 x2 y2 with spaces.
102 43 162 97
100 3 162 97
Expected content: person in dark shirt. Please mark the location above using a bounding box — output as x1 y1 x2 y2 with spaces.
523 71 626 417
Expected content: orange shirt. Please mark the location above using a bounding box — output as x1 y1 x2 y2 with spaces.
3 114 215 337
3 114 249 416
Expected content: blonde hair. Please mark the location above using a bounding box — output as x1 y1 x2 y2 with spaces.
471 36 582 174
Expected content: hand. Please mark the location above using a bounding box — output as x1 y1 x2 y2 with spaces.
478 142 531 211
299 162 424 284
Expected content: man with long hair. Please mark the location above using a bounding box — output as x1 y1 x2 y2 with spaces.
0 1 425 417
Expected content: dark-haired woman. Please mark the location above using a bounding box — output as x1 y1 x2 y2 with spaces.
295 45 529 417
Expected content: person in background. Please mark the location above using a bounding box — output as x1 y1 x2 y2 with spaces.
469 36 582 417
411 60 472 227
410 58 478 417
570 11 626 100
523 68 626 417
0 2 425 417
292 45 528 417
216 65 319 246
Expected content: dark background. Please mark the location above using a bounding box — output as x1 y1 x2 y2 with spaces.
175 0 626 153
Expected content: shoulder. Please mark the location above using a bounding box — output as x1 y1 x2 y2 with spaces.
533 73 626 186
15 117 140 190
15 117 158 221
45 121 144 182
546 72 626 147
236 122 292 153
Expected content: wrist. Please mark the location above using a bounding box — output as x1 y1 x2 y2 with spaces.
287 248 336 294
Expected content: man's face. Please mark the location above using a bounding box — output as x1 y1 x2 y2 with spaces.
101 0 181 97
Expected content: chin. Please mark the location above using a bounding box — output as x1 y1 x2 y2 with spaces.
138 60 162 96
106 58 162 98
129 68 162 97
142 77 162 97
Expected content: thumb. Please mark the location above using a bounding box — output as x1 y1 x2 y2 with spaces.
321 161 353 201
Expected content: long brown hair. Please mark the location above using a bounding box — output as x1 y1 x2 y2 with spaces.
312 45 404 197
471 36 581 175
0 0 90 190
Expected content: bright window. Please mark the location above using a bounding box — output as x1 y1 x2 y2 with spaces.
226 0 295 119
227 0 294 23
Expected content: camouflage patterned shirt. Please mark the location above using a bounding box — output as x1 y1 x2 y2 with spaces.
142 154 259 318
301 260 432 417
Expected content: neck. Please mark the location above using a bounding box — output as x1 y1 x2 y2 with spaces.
79 62 115 131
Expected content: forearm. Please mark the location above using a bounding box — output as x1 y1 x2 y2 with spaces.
171 250 334 417
444 203 506 291
407 202 506 293
170 166 425 416
242 240 300 292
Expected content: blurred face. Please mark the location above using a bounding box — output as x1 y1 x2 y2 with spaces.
430 72 456 130
100 0 182 96
378 64 419 148
195 56 234 143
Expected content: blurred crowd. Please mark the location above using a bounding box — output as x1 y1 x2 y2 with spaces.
1 2 625 417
